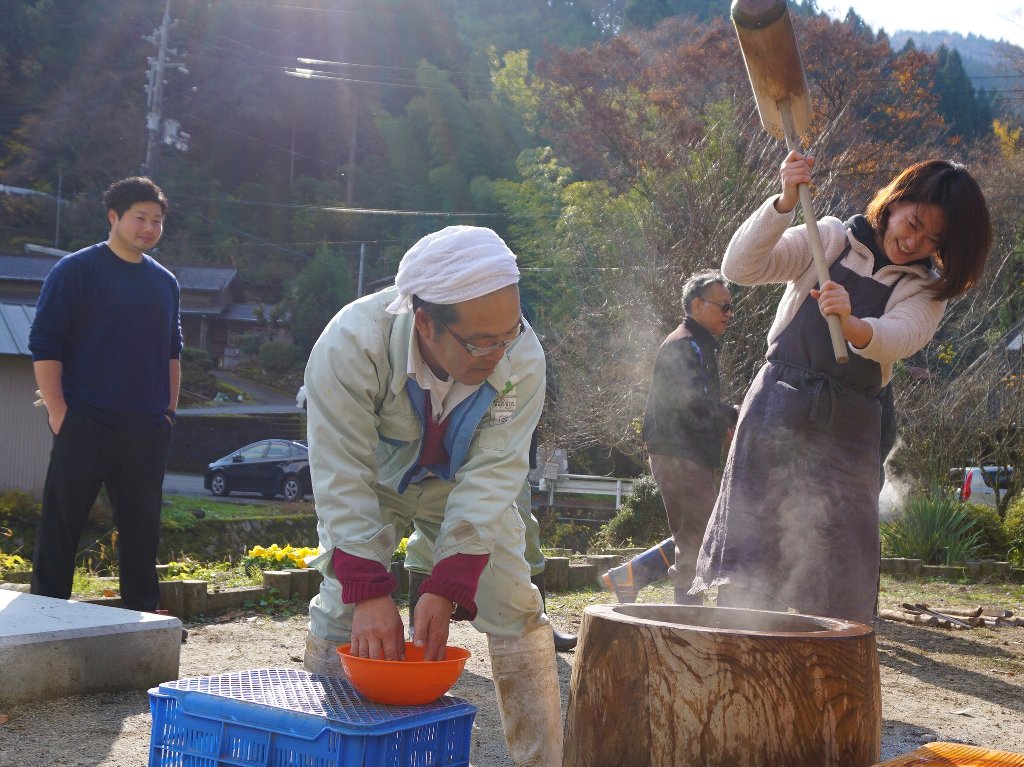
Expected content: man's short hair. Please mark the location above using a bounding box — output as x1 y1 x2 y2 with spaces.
681 270 727 315
103 177 168 217
412 294 460 328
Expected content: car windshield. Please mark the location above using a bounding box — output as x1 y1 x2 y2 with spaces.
982 467 1014 490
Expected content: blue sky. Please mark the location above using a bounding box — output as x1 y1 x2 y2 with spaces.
822 1 1024 47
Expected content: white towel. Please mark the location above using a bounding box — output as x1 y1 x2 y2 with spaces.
385 226 520 314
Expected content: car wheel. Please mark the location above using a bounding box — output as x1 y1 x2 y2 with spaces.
282 475 302 502
210 472 229 497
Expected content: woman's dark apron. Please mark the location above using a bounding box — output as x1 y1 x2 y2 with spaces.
693 250 898 625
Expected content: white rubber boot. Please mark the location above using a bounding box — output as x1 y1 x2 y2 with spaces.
303 630 346 678
487 624 564 767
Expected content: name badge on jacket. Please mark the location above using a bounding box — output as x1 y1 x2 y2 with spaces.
491 378 518 424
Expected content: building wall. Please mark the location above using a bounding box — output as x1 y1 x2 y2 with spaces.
0 355 51 497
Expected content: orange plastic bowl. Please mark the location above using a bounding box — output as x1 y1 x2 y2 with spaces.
337 642 471 705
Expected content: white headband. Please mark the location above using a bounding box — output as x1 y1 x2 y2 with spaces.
385 226 520 314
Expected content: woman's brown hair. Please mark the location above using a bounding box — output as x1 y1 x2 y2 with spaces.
865 159 991 300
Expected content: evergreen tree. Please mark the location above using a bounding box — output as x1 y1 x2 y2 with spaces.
935 46 981 140
285 244 355 352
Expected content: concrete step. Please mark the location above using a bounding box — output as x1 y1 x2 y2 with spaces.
0 591 182 707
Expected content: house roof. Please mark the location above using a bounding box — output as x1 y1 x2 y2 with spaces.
0 303 34 356
0 255 60 282
223 302 260 323
0 254 239 293
173 265 239 293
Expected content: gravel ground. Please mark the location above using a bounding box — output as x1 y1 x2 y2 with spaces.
0 598 1022 766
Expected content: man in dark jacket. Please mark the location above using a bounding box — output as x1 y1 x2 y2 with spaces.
29 177 181 612
603 270 736 604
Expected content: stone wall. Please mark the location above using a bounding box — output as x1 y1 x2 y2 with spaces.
160 515 318 560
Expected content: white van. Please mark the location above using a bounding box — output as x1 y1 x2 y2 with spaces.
951 466 1015 509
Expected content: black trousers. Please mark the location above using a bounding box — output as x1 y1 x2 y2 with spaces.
30 408 172 611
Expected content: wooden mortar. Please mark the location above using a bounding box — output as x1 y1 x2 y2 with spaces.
564 604 881 767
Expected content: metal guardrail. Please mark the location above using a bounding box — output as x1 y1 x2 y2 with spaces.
537 473 634 509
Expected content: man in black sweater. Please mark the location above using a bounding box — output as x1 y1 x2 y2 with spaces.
603 270 736 604
29 177 182 611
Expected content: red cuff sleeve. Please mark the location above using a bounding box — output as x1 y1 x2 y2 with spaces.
332 548 397 604
421 553 489 621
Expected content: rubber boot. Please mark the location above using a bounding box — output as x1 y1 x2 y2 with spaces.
407 569 427 639
600 538 674 603
303 630 345 678
488 624 564 766
674 586 703 606
531 573 577 651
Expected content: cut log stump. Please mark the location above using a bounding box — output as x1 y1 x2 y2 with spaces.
564 604 881 767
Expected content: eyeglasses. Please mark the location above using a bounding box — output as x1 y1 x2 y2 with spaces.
701 297 733 314
440 319 525 357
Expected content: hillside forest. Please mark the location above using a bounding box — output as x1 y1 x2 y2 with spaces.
4 0 1024 486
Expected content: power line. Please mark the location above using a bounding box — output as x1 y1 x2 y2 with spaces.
173 193 512 218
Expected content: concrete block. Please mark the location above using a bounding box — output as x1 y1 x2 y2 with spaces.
586 554 619 572
544 557 570 592
263 571 292 600
921 564 966 579
0 591 181 707
568 563 599 590
158 579 184 617
543 548 573 559
609 547 644 558
307 568 324 593
180 580 208 618
205 586 266 614
280 569 307 598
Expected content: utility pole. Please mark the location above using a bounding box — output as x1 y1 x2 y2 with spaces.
357 242 366 297
346 87 358 206
143 0 190 176
53 170 62 249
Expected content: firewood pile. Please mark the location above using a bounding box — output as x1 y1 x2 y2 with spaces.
878 604 1023 630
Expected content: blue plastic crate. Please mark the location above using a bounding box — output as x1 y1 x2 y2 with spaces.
148 668 476 767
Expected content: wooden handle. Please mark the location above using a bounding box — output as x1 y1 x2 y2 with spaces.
778 99 848 364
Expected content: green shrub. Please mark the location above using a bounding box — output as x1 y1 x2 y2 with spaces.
547 521 593 553
595 475 667 549
880 492 985 565
962 502 1008 560
183 346 216 370
181 346 218 397
162 557 231 581
234 333 265 358
1006 497 1024 566
0 490 41 529
259 341 304 372
0 552 30 574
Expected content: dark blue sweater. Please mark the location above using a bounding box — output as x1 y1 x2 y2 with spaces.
29 243 183 427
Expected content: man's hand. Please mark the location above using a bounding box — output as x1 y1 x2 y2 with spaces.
46 402 68 435
413 592 454 661
350 595 405 660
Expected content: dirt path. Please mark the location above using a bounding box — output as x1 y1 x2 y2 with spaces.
1 607 1022 766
